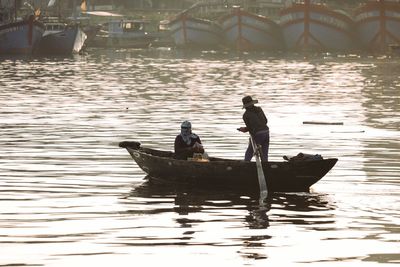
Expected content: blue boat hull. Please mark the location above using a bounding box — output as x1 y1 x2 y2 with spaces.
169 15 222 48
37 25 87 54
220 8 283 51
355 1 400 51
280 2 355 51
0 17 44 55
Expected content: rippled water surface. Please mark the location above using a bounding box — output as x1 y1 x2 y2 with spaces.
1 48 399 266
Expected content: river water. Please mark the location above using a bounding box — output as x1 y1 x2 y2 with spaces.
0 48 399 266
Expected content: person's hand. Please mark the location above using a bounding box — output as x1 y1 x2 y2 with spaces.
192 142 204 153
193 142 203 149
237 127 247 132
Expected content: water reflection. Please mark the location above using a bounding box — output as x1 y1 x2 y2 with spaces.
361 59 400 130
125 179 336 229
1 48 400 266
123 180 337 261
357 59 400 185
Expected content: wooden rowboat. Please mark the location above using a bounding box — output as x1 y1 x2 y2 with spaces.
119 141 338 193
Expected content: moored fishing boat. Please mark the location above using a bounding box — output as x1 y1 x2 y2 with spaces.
279 0 355 51
119 141 338 193
219 6 283 51
354 0 400 51
36 17 87 54
0 15 45 55
169 13 223 49
91 19 155 48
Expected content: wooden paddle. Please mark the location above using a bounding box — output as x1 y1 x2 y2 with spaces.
250 136 268 202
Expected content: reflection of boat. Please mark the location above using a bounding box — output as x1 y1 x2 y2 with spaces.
219 6 283 51
129 180 335 230
119 141 338 193
279 0 355 51
389 44 400 55
92 19 155 48
169 13 223 49
130 180 335 212
36 17 87 54
355 0 400 51
0 15 45 55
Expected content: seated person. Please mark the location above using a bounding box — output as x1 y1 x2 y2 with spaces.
174 120 204 160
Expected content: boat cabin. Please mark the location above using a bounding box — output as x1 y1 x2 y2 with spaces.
45 22 66 31
108 19 149 37
103 19 154 48
41 17 67 35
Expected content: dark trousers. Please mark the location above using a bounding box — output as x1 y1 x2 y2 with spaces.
245 130 269 162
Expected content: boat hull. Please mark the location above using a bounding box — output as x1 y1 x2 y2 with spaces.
280 2 355 51
37 24 87 54
90 34 153 48
355 0 400 51
120 141 338 193
105 35 154 48
169 15 222 48
81 24 101 45
0 18 44 55
220 8 283 51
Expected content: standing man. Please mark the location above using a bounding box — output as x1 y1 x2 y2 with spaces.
238 96 269 162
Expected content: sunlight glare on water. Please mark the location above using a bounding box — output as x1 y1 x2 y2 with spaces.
0 48 399 266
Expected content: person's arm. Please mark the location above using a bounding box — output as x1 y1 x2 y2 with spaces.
236 113 249 133
239 112 251 133
239 108 267 134
193 136 204 153
259 107 268 125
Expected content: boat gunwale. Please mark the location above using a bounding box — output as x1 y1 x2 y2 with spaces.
221 16 280 36
354 1 400 15
280 18 354 37
280 3 354 25
169 15 220 28
120 141 338 192
0 19 45 32
124 142 338 167
218 8 279 27
355 15 400 24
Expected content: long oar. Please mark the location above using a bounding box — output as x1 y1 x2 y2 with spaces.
250 136 268 202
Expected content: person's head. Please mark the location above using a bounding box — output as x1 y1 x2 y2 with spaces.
242 95 258 109
181 120 192 135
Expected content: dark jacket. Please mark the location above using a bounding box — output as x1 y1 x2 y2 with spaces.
243 106 269 136
174 134 203 160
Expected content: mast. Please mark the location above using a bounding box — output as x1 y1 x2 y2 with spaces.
14 0 17 21
378 0 386 50
304 0 310 49
72 0 76 19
